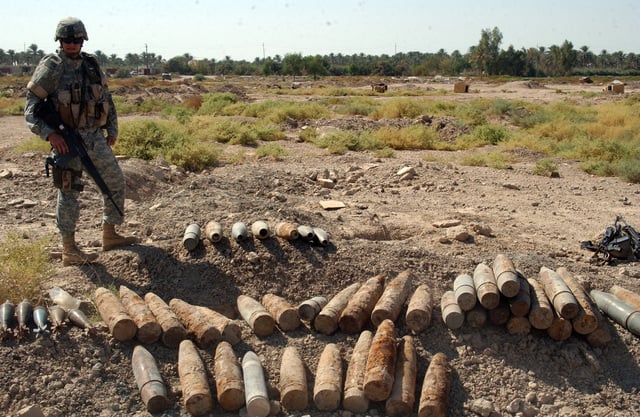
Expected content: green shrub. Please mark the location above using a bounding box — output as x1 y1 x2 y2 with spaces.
193 73 206 81
459 151 512 169
532 159 559 177
255 143 289 160
372 98 424 119
15 136 51 153
616 158 640 183
163 141 221 171
0 233 53 303
372 125 438 150
197 93 238 116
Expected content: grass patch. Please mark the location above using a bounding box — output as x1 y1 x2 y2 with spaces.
532 159 559 177
459 150 513 169
372 125 440 150
255 143 289 160
0 233 53 303
15 136 51 153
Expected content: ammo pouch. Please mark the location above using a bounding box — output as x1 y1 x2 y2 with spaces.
45 156 83 192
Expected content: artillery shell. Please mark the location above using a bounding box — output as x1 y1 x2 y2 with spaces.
313 343 343 411
48 305 67 328
95 287 137 342
144 292 187 348
418 353 451 417
204 220 223 243
179 339 214 416
275 222 299 240
262 293 300 332
297 296 328 322
0 300 15 332
440 290 463 330
297 225 315 241
492 254 520 297
557 267 598 335
405 284 434 333
314 282 361 335
16 299 33 329
343 330 373 413
279 346 308 411
182 223 201 251
237 295 275 337
33 306 49 335
339 274 385 334
371 270 413 326
473 263 500 309
363 319 397 402
67 308 95 334
169 298 221 348
250 221 270 240
453 273 476 311
132 345 169 413
120 286 161 344
538 266 579 320
214 341 245 411
313 227 330 246
231 221 248 242
386 335 417 417
242 351 270 417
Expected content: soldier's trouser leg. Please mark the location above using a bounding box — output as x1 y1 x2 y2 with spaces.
83 132 126 225
55 156 82 237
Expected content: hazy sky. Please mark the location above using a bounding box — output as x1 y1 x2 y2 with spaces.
3 0 639 61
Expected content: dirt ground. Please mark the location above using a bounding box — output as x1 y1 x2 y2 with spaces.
1 77 639 417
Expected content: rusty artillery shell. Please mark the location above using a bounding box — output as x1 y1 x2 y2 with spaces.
339 274 386 334
586 321 613 348
418 353 451 417
556 267 598 335
297 296 328 322
132 345 169 413
371 270 413 326
169 298 220 348
314 282 361 335
539 266 579 319
297 225 315 241
250 220 270 240
242 351 270 417
509 272 531 317
440 290 463 330
609 285 640 310
144 292 187 348
182 223 201 251
465 304 487 328
453 273 477 311
237 295 275 337
492 254 520 297
119 286 161 344
313 227 330 246
473 263 500 309
231 221 248 242
386 335 417 417
179 339 213 416
262 293 300 332
363 319 397 402
591 290 640 336
507 316 531 335
313 343 343 411
193 305 241 345
343 330 373 413
279 346 308 411
546 308 572 341
527 277 554 330
1 300 15 332
204 220 223 243
488 297 511 326
405 284 433 333
214 341 245 411
275 222 299 240
95 287 137 342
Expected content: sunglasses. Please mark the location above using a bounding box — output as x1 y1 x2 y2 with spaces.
62 38 83 44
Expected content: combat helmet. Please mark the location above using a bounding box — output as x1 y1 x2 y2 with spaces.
55 17 88 41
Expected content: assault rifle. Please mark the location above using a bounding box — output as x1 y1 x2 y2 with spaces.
35 98 123 217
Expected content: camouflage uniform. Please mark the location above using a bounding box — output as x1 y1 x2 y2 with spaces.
25 50 125 237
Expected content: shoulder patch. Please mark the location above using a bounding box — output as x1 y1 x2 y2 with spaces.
27 53 64 99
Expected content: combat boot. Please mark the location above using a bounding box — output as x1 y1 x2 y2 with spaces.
62 235 99 266
103 223 138 251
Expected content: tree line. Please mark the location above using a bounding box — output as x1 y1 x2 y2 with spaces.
2 27 639 78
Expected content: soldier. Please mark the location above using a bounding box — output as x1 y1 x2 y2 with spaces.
24 17 137 266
